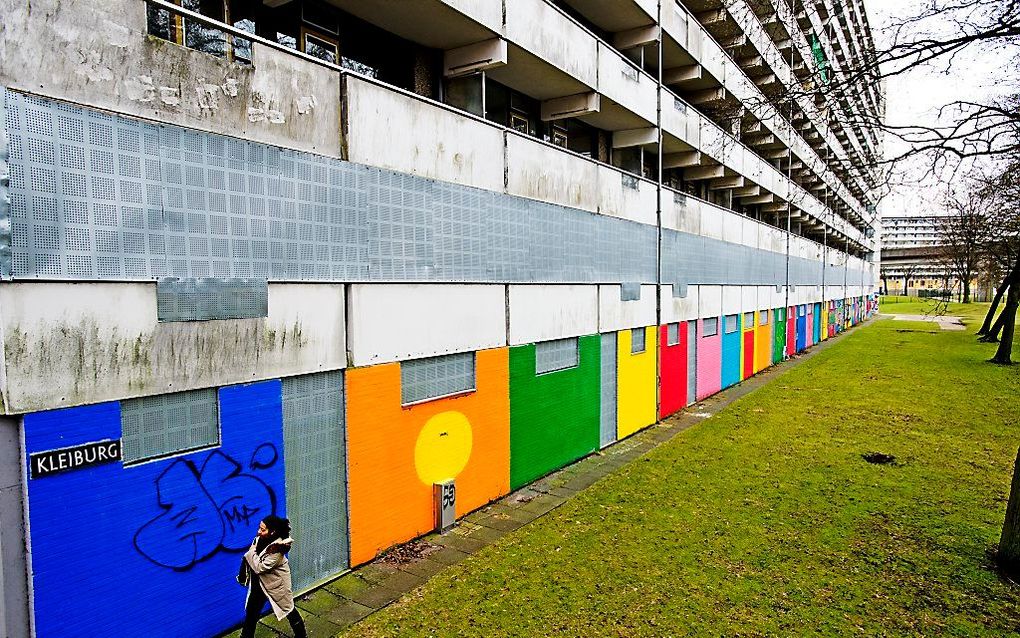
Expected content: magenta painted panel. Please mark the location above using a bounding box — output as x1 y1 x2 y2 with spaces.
786 307 796 356
806 312 814 347
695 318 722 400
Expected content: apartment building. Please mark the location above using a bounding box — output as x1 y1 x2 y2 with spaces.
0 0 881 635
882 215 942 249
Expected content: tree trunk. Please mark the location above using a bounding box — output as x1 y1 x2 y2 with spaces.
998 448 1020 575
978 276 1009 336
963 278 971 304
990 256 1020 364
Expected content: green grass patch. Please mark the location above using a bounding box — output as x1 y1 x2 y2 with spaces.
342 319 1020 637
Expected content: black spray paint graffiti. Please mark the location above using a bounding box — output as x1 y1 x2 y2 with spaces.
134 444 278 571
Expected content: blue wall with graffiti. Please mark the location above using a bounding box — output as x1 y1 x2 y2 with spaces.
24 381 285 638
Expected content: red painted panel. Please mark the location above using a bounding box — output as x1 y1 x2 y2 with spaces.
742 330 754 379
659 324 686 419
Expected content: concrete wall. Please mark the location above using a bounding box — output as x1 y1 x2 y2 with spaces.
0 0 342 157
0 282 346 413
504 0 598 88
597 43 657 124
508 285 598 344
345 76 504 191
598 284 657 331
346 284 506 366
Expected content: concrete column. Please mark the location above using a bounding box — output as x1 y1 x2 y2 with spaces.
0 416 29 638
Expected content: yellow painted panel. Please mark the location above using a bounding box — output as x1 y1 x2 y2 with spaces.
755 320 771 373
616 326 658 440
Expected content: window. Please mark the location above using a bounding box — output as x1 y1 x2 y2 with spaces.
703 317 719 337
743 312 754 326
759 310 769 325
667 323 680 346
401 352 476 405
631 328 646 354
535 338 579 375
724 314 739 334
798 305 806 316
121 388 220 465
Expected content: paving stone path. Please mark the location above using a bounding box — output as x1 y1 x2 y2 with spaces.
225 324 861 638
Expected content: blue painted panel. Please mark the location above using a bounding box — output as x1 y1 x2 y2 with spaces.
813 303 822 343
796 310 807 352
25 381 285 638
721 315 742 389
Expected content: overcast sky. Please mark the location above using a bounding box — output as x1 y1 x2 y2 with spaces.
861 0 1005 219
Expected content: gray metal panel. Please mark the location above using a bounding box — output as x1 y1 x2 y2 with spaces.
3 90 659 285
535 337 579 375
156 277 268 321
400 352 475 405
620 282 641 301
0 416 29 638
599 332 617 448
120 388 219 464
685 322 697 406
0 90 12 279
282 371 349 590
630 327 646 353
666 322 680 346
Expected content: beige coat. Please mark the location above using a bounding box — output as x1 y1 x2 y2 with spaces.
242 537 295 620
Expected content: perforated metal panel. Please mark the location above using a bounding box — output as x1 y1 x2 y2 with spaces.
120 388 219 464
400 352 475 405
282 371 348 591
703 317 719 336
630 327 646 353
2 90 658 285
724 315 739 334
0 90 12 279
685 322 697 405
599 332 617 448
667 323 680 346
535 337 579 375
620 282 641 301
156 277 268 321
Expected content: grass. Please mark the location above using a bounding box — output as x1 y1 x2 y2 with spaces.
341 318 1020 637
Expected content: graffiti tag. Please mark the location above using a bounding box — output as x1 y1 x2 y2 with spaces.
133 446 277 571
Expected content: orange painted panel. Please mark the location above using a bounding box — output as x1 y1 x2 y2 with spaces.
346 348 510 566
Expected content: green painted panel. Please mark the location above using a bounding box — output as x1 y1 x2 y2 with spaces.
509 334 601 490
772 308 786 364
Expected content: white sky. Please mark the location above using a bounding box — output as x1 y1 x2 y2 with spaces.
861 0 1009 219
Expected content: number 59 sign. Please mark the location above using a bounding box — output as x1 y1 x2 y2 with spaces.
434 479 456 533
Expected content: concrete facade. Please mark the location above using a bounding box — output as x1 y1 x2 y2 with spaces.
0 0 883 635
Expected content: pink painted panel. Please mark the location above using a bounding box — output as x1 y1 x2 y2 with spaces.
695 318 722 400
806 312 814 347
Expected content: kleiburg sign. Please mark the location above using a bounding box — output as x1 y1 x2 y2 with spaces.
30 440 122 478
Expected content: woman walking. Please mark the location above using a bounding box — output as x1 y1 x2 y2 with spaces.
238 515 307 638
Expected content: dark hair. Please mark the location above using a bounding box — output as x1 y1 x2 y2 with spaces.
262 515 291 539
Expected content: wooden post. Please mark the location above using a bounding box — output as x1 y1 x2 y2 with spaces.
999 447 1020 573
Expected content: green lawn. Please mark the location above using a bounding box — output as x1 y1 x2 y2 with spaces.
342 318 1020 637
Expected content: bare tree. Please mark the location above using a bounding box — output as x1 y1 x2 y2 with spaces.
937 189 992 303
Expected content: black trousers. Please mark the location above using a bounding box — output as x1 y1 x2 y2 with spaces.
240 580 306 638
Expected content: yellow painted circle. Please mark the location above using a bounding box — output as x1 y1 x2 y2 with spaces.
414 411 473 485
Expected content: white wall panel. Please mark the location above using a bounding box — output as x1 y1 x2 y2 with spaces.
722 285 742 315
741 286 758 312
348 284 505 366
509 285 598 345
660 284 700 323
346 77 504 192
599 285 657 331
699 285 723 318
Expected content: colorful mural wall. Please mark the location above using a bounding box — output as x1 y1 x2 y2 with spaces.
509 337 601 490
18 290 874 638
346 348 511 566
24 382 286 638
617 327 658 440
659 323 687 420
